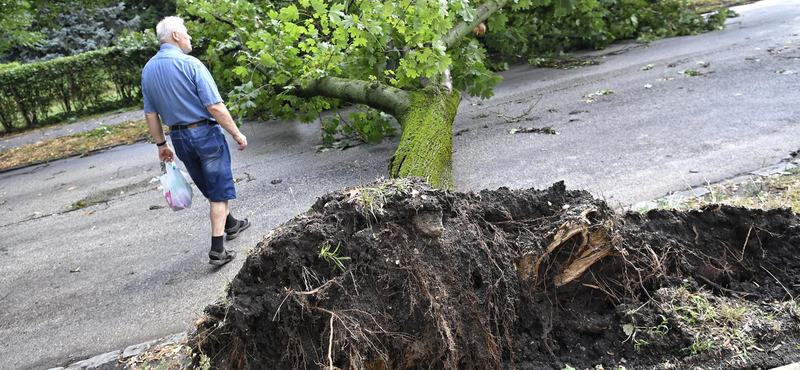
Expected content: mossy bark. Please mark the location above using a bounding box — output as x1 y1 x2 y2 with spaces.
389 88 460 190
295 78 461 189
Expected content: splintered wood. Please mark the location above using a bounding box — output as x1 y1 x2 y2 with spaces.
517 208 615 287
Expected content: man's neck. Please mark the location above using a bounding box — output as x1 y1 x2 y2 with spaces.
161 41 183 52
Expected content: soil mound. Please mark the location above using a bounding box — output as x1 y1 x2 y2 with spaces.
192 179 800 370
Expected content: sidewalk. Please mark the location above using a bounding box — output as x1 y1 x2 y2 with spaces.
0 108 144 153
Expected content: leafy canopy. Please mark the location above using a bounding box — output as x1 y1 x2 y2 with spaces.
182 0 514 124
181 0 729 146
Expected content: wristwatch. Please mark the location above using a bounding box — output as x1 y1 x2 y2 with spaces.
156 140 167 147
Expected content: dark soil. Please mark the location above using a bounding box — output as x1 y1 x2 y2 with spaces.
191 179 800 370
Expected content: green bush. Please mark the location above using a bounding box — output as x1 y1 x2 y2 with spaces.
482 0 731 63
0 31 158 133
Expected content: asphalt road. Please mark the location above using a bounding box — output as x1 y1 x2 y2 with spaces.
1 0 798 368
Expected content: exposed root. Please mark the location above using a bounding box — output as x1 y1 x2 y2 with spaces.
190 180 800 370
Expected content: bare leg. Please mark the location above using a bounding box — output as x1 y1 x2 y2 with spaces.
210 200 229 237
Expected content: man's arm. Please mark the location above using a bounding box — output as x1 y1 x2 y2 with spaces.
146 112 175 161
207 102 247 151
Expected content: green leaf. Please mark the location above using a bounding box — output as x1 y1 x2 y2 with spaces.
232 66 248 77
279 5 300 22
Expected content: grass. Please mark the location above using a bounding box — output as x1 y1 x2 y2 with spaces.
124 342 190 370
653 168 800 213
318 241 351 273
345 177 414 221
685 0 754 13
0 119 151 171
661 287 757 359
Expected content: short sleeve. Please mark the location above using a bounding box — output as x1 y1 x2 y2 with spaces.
193 61 223 107
142 83 157 114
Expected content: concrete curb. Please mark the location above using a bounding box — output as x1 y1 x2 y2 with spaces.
47 332 187 370
771 363 800 370
627 161 799 212
0 136 151 175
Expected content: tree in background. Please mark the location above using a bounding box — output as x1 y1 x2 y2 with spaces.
2 3 141 63
120 0 178 33
0 0 44 56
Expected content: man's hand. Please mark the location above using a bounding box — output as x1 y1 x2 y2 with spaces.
232 132 247 151
159 144 175 162
207 103 248 151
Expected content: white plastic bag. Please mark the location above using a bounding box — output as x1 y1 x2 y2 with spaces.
159 161 193 211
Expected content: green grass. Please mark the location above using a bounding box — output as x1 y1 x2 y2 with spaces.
0 119 151 170
685 0 754 13
654 169 800 213
1 86 142 138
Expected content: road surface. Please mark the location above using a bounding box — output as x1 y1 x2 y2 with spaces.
0 0 797 368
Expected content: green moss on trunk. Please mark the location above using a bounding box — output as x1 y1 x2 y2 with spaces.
389 88 460 189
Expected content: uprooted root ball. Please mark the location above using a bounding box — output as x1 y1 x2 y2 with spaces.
191 178 800 370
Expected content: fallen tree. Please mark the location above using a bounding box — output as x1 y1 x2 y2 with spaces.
191 179 800 370
182 0 731 189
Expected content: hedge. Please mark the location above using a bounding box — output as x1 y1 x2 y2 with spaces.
0 39 158 133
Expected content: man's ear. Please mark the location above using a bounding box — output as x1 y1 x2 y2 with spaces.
172 31 180 41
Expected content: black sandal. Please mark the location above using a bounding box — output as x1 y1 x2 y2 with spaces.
208 249 236 266
225 218 251 240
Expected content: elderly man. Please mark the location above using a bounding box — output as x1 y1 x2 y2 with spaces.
142 16 249 266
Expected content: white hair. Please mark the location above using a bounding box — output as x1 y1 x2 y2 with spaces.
156 16 186 43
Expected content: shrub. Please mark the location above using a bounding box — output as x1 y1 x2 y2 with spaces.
0 30 157 133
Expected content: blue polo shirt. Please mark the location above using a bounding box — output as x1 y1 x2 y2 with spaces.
141 43 223 126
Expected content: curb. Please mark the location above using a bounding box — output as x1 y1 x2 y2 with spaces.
771 363 800 370
0 136 151 175
47 332 188 370
627 160 800 212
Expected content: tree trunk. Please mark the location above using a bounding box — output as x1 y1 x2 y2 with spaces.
295 78 460 189
389 88 460 189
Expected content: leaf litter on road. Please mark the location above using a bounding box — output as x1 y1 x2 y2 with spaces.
510 126 558 135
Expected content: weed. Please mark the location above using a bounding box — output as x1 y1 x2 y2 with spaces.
652 316 670 335
719 303 747 326
199 354 211 370
667 294 715 326
755 308 773 320
319 241 351 273
85 126 113 138
642 64 655 70
634 338 650 351
349 178 413 220
684 335 715 354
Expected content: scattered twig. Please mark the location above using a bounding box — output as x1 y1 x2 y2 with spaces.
694 274 757 298
496 95 543 123
741 225 753 262
761 265 794 300
509 126 558 135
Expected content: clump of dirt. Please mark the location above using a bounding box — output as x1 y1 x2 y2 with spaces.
191 178 800 370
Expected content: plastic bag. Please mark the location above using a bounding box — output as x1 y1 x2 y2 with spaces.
158 161 193 211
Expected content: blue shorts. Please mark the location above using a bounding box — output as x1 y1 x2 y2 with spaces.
170 125 236 202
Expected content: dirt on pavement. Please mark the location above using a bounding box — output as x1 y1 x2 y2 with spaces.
188 178 800 370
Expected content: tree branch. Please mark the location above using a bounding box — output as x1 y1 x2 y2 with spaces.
441 0 507 50
207 13 272 80
293 77 411 119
